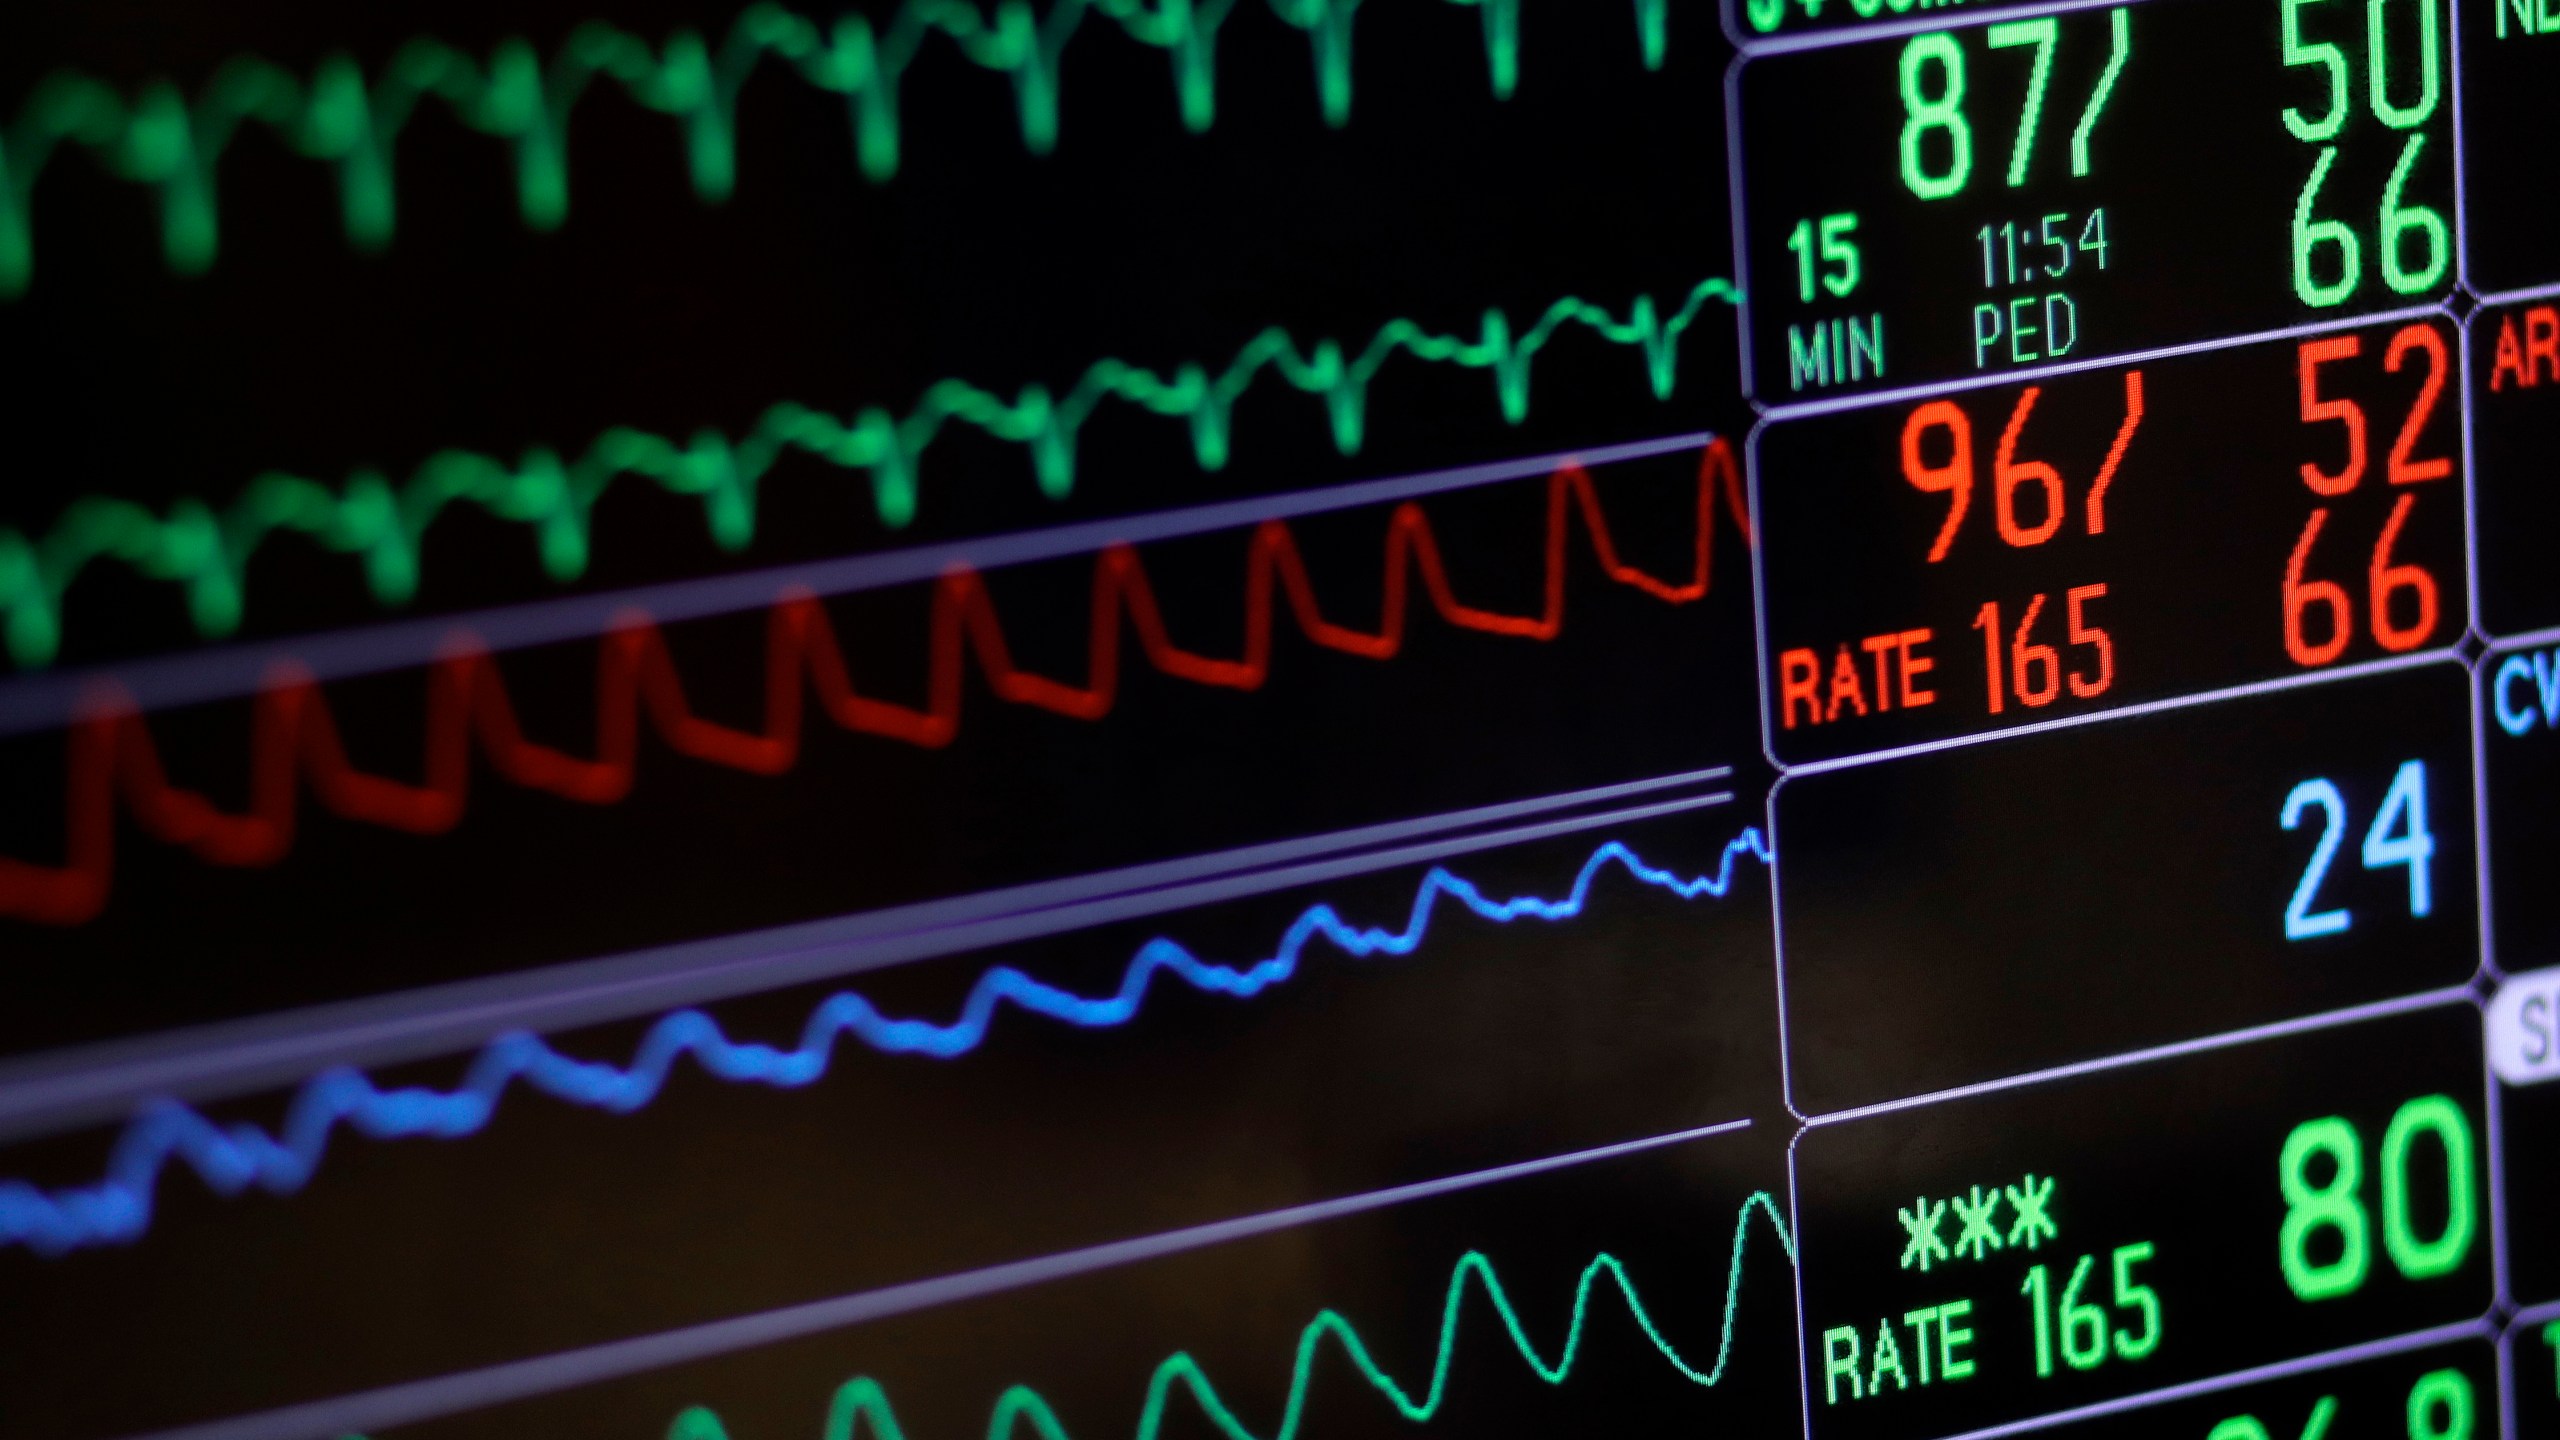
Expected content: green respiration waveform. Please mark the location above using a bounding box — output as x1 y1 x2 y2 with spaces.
656 1191 1792 1440
0 275 1737 670
0 0 1674 297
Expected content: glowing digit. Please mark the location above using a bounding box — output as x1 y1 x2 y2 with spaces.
1903 401 1975 563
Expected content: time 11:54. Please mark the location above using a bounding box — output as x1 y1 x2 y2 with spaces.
1980 209 2110 289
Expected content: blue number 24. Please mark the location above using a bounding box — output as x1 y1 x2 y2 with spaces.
2281 760 2434 941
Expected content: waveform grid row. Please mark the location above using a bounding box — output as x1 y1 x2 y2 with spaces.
0 277 1736 670
0 828 1771 1255
305 1194 1791 1440
0 442 1745 925
0 0 1678 296
655 1195 1790 1440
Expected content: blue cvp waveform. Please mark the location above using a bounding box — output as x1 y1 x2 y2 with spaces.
0 828 1769 1256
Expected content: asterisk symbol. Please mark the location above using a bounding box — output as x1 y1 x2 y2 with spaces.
1897 1195 1950 1271
2005 1173 2057 1249
1950 1185 2005 1261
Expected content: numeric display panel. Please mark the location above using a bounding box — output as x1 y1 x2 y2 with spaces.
1734 0 2456 404
2483 642 2560 974
1755 319 2465 766
1966 1339 2496 1440
2504 1071 2560 1307
1794 1003 2491 1440
1775 662 2476 1114
2516 1316 2560 1440
2467 302 2560 638
2454 0 2560 295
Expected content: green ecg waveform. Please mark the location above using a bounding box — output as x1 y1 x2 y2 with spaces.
0 275 1737 669
659 1191 1792 1440
0 0 1675 297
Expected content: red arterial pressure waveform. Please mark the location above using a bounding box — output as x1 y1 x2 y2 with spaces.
0 443 1745 924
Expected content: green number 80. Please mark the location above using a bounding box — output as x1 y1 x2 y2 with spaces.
2277 1097 2475 1303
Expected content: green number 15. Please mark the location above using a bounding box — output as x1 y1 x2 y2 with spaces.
1787 214 1864 302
